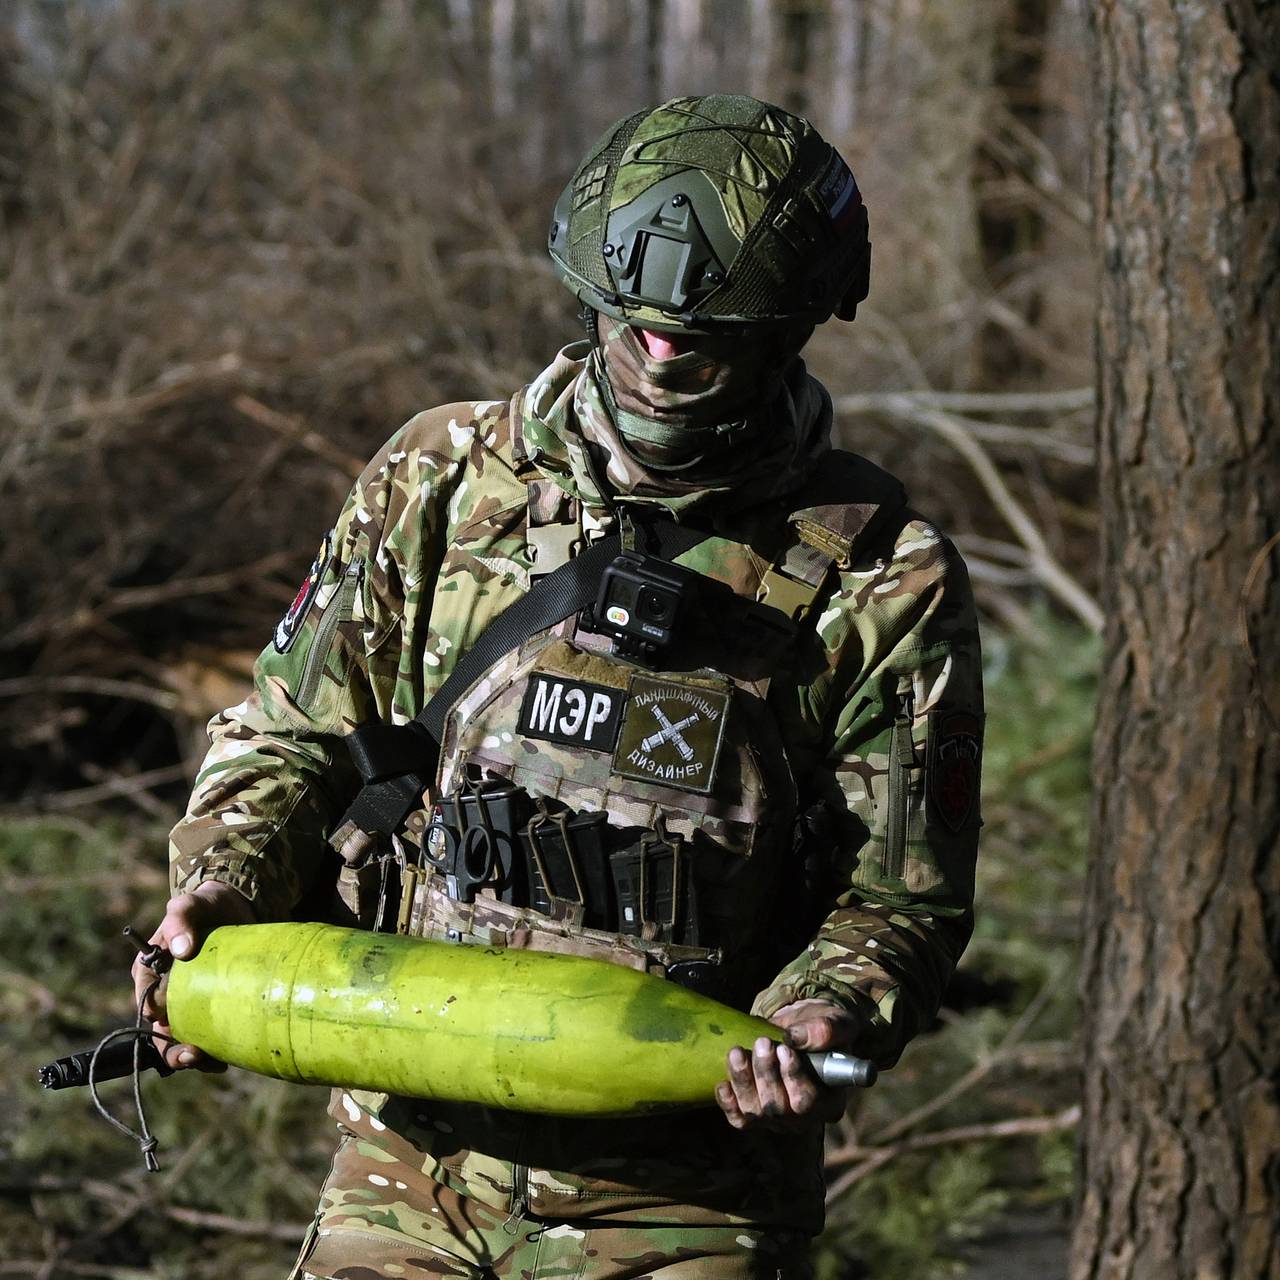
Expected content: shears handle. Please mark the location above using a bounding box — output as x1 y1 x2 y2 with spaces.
422 821 498 903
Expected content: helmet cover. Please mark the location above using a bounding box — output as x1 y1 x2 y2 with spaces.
548 94 870 333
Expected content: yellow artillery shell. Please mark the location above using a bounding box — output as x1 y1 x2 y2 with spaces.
167 922 791 1116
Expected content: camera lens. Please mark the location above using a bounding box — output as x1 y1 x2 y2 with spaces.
638 589 672 623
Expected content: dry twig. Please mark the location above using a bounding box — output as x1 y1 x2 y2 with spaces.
839 394 1103 632
230 394 365 480
6 1175 305 1245
837 388 1093 415
41 765 188 814
823 1105 1080 1205
0 677 180 713
839 393 1093 464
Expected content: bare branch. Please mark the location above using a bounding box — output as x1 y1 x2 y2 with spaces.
836 388 1093 415
230 394 365 480
840 395 1104 633
872 975 1065 1156
43 354 247 432
4 1175 306 1245
824 1105 1080 1204
1 553 296 651
40 764 189 813
0 676 181 713
0 1263 158 1279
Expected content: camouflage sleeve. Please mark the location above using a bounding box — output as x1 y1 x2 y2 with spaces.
167 411 464 919
753 518 983 1068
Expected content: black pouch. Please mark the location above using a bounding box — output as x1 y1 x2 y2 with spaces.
520 807 614 927
435 782 528 905
610 824 700 946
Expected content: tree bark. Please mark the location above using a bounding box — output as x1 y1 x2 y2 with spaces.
1075 3 1280 1278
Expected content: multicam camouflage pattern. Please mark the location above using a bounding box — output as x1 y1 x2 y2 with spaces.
170 341 982 1249
549 95 868 333
292 1101 813 1278
519 342 830 512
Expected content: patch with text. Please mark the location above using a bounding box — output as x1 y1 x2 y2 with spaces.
611 675 730 794
518 673 623 751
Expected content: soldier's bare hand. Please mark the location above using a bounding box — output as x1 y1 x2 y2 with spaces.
715 999 860 1131
131 881 256 1071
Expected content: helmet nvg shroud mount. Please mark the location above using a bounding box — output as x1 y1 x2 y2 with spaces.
548 95 870 335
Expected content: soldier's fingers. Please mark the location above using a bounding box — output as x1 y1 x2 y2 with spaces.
146 883 253 964
751 1037 791 1119
817 1084 849 1124
166 1042 224 1072
716 1082 747 1130
145 1012 221 1072
133 962 165 1020
777 1044 821 1116
726 1046 762 1115
783 1013 859 1053
149 892 212 960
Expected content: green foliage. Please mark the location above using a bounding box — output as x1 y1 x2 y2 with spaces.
0 815 326 1276
0 621 1095 1275
820 1151 1011 1280
816 615 1096 1276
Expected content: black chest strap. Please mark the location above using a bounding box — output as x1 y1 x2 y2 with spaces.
336 519 709 841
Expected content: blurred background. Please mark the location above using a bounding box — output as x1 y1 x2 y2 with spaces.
0 2 1097 1276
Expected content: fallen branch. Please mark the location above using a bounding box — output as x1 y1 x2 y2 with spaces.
886 982 1059 1147
19 1136 215 1280
824 1105 1080 1205
840 395 1103 633
836 388 1092 415
231 393 365 479
5 1174 305 1244
0 676 180 713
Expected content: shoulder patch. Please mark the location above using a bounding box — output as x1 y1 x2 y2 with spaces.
274 535 331 653
928 709 983 832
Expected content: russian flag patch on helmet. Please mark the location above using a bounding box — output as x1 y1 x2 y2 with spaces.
817 151 862 234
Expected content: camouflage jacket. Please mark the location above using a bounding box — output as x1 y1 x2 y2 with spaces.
170 345 983 1232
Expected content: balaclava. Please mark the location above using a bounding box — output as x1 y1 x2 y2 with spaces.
591 312 815 476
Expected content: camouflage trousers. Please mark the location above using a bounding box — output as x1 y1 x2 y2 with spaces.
289 1133 815 1280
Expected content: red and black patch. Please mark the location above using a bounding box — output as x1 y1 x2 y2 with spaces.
274 534 331 653
928 710 983 833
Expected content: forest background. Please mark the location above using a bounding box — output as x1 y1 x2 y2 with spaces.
0 2 1100 1276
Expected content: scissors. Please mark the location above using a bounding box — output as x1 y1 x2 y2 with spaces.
422 812 503 903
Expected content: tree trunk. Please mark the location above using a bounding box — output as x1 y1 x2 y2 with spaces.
1074 3 1280 1278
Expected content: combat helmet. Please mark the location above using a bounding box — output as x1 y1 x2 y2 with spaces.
548 94 870 335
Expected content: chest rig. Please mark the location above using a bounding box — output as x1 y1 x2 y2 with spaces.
332 450 904 1005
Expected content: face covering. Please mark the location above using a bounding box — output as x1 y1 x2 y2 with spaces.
594 314 814 472
517 339 834 516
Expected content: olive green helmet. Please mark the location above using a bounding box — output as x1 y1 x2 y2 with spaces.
548 94 870 335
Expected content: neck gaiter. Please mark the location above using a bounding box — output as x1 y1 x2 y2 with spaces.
595 315 813 473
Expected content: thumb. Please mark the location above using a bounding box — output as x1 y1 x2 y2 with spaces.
154 882 255 961
785 1012 863 1052
784 1018 832 1051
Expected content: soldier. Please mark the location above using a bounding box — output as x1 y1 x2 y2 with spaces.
135 95 983 1278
